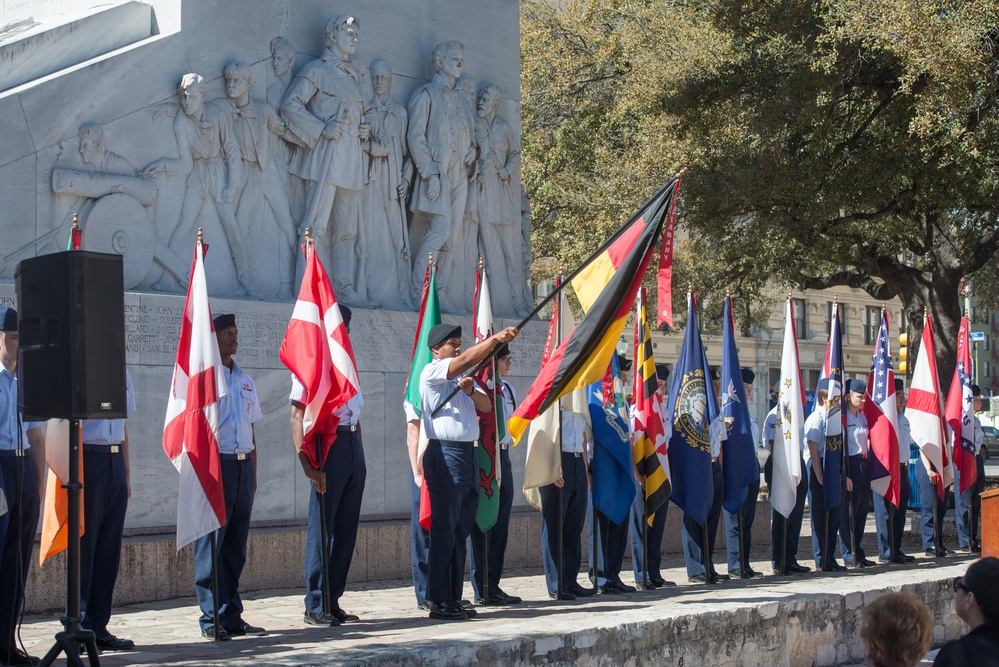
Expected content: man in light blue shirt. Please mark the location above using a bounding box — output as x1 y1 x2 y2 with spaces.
873 378 915 563
418 322 517 621
0 307 45 667
804 378 845 571
193 314 264 640
78 369 136 651
839 379 873 567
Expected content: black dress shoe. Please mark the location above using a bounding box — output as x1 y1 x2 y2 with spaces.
857 557 877 567
303 611 340 627
711 572 731 581
95 635 136 650
549 590 576 600
568 585 596 597
201 626 232 641
596 584 619 595
688 573 708 583
649 576 675 587
2 648 40 666
773 566 791 576
226 622 265 637
331 608 359 624
428 601 465 620
494 590 522 604
612 581 637 593
789 563 811 573
457 602 477 619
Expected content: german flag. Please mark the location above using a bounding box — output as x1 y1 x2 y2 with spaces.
508 177 681 444
633 288 671 525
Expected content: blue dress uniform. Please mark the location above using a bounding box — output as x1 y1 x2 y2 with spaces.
839 388 871 566
420 358 481 610
0 307 45 664
194 360 262 635
540 410 590 597
873 386 913 562
804 403 844 570
405 401 431 608
763 405 809 573
79 369 135 648
681 426 724 580
723 379 762 578
298 383 366 620
954 395 985 550
469 379 519 604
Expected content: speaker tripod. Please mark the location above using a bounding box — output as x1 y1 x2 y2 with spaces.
39 419 101 667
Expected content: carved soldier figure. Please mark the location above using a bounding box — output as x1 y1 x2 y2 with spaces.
267 37 307 220
408 40 476 313
360 59 413 308
142 73 258 297
475 83 524 314
281 16 370 305
266 37 296 110
223 61 298 299
452 75 480 312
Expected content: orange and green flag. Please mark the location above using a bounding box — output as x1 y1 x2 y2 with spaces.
508 177 681 444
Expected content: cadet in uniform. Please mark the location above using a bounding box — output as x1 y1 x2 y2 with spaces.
419 323 518 620
629 363 675 589
839 379 874 567
469 344 522 605
291 306 366 627
541 399 595 600
873 378 915 563
723 368 763 579
805 379 846 571
955 384 985 553
763 393 810 575
194 314 265 640
0 308 45 667
78 369 136 651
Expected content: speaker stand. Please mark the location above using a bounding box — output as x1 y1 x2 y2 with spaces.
39 419 101 667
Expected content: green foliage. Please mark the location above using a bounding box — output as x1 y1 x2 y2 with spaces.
521 0 999 356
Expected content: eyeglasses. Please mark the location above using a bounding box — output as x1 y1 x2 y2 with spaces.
953 577 969 593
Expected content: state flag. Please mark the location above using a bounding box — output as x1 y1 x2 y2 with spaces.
864 309 900 506
906 312 953 500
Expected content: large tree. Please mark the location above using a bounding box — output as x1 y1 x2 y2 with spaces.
521 0 999 380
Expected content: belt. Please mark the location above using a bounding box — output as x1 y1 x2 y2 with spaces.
83 443 122 454
220 452 251 461
849 453 866 459
337 424 359 433
711 457 720 463
562 451 582 458
0 449 26 457
500 444 509 451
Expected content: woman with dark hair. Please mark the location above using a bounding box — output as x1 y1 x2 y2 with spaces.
934 557 999 666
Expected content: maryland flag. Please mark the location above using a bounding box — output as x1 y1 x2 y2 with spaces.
508 177 681 443
633 288 670 525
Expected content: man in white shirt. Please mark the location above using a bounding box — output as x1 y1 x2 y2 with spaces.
419 323 517 621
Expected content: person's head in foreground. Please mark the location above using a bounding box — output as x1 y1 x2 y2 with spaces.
953 557 999 630
860 591 934 667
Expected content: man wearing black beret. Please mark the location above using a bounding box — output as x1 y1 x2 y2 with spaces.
840 379 874 567
418 322 518 620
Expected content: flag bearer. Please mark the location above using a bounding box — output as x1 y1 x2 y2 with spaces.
873 378 915 563
193 314 265 640
839 379 874 567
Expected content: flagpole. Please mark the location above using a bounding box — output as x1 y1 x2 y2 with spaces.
429 173 684 419
555 280 565 600
483 259 493 603
888 500 895 563
780 514 788 575
210 530 221 641
637 292 648 591
737 508 746 578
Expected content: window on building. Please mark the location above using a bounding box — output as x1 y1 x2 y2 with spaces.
864 306 881 346
984 361 990 379
793 298 806 339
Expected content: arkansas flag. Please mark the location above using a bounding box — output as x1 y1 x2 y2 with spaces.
163 239 228 550
945 316 978 493
906 312 953 500
864 309 900 507
279 240 360 471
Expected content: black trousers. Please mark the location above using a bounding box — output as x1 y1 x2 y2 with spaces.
767 455 808 568
839 455 871 562
469 448 514 599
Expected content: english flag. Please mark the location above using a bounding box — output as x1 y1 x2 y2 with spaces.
279 241 360 471
864 309 900 507
905 312 953 500
945 316 978 493
163 239 228 550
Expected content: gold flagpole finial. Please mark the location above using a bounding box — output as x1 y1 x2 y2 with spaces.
687 282 693 293
197 227 203 244
304 227 312 243
788 291 792 300
726 288 731 298
924 307 929 316
478 256 484 271
428 252 434 266
833 294 838 304
675 167 687 178
881 302 886 312
71 213 79 229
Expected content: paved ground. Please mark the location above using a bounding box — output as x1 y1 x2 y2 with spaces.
11 548 972 666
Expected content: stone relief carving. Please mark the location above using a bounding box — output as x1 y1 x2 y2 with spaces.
281 15 369 306
223 61 298 300
48 122 189 290
359 59 414 309
407 40 476 314
141 73 259 298
520 186 535 312
35 15 531 315
475 82 526 316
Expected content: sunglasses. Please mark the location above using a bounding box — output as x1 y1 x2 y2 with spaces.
953 577 969 593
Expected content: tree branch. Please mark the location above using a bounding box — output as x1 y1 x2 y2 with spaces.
801 270 898 301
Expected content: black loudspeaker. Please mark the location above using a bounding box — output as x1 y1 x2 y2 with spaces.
15 251 126 420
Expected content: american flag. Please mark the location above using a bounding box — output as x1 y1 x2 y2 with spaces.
864 309 900 507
